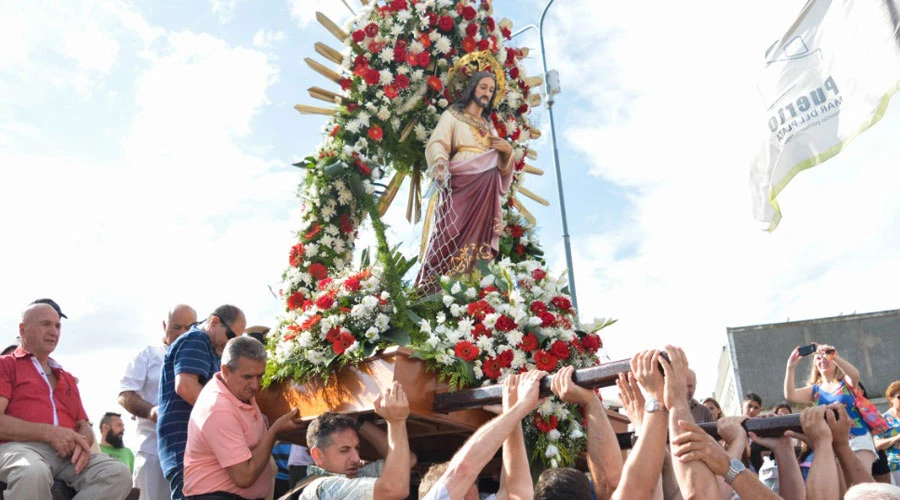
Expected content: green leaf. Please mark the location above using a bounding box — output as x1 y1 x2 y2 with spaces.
382 327 411 346
323 162 348 178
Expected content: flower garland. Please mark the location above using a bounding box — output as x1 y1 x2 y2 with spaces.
412 258 614 467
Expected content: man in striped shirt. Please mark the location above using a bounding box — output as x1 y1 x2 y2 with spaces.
157 305 246 500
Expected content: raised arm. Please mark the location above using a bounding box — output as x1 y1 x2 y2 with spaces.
748 430 805 500
662 346 719 500
784 346 814 404
612 351 668 500
824 403 874 486
791 406 839 500
434 370 547 500
819 345 860 388
497 374 533 500
372 381 411 500
552 365 622 500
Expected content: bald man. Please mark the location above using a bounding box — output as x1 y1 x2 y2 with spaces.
119 304 197 500
686 369 714 424
0 299 132 499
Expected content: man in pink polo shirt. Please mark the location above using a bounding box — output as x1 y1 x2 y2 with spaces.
0 299 133 500
183 336 304 500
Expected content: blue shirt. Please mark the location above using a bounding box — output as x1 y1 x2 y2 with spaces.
273 442 292 481
158 328 218 476
812 381 867 436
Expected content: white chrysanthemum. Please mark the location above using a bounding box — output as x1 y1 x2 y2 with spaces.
528 316 542 326
473 365 484 379
361 295 379 309
338 189 353 205
538 399 554 416
426 333 440 348
414 123 428 140
436 311 446 324
305 243 319 258
307 350 326 365
319 234 334 248
389 24 404 37
457 317 473 336
476 335 493 355
511 350 527 369
377 107 390 121
297 331 313 348
437 353 454 365
557 328 575 342
438 98 448 108
334 258 345 269
379 47 394 64
379 69 393 86
345 119 362 134
397 9 412 22
409 40 424 54
548 429 561 441
412 69 425 81
504 330 523 346
350 304 367 318
442 295 455 306
435 36 452 54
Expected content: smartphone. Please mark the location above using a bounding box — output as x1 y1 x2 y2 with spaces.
798 343 817 357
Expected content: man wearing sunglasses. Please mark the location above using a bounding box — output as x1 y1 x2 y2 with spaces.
158 305 246 500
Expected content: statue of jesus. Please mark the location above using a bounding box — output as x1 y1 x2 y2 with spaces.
414 71 515 291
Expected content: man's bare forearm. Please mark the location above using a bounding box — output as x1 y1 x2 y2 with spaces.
119 390 154 420
772 442 805 500
806 439 839 500
359 420 417 467
585 399 622 500
75 420 94 447
612 411 667 500
667 406 718 500
501 416 532 500
834 442 874 486
0 414 53 443
374 420 410 499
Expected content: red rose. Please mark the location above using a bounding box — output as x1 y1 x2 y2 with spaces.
332 331 357 355
356 158 372 176
454 341 479 362
308 262 328 280
509 66 519 80
486 16 496 30
497 349 513 368
367 125 383 141
352 30 366 43
364 68 380 86
461 5 477 20
494 315 517 333
390 0 407 11
416 51 430 67
480 285 498 298
462 37 477 53
425 76 442 92
395 74 410 89
477 39 490 51
530 301 547 314
531 269 546 281
466 300 494 321
346 102 359 113
289 242 305 266
550 340 570 359
539 311 555 328
340 78 353 91
438 15 454 32
582 334 602 352
471 322 489 339
510 225 523 238
465 23 478 37
344 276 361 292
482 357 502 380
551 296 572 311
534 413 559 433
518 333 538 352
339 213 353 233
534 349 558 371
364 22 379 38
287 292 305 311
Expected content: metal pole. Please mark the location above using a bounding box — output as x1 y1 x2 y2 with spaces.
539 0 579 312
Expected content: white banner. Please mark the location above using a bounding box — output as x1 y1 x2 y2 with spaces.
750 0 900 230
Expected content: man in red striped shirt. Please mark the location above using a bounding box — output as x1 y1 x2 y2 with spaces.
0 299 132 500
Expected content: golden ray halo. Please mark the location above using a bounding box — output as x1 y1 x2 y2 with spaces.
445 50 507 104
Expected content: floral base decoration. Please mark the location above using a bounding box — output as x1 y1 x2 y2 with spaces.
411 258 615 467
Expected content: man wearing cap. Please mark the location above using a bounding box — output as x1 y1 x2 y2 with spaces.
119 304 197 500
0 299 133 499
158 305 245 500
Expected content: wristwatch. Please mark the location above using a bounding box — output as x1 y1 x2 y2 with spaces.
644 398 665 413
724 458 746 484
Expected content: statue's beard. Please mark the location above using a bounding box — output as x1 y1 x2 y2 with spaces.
473 95 490 109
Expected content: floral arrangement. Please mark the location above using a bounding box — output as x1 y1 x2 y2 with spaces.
412 258 614 466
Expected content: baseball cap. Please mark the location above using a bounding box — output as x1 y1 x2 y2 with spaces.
30 298 68 319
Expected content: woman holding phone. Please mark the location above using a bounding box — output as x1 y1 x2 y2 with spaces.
783 343 878 470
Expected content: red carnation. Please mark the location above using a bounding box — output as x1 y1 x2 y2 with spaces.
482 357 502 380
356 158 372 176
518 332 538 352
465 23 478 37
438 15 454 32
289 242 305 266
534 349 558 371
570 337 584 354
332 331 356 355
530 301 547 314
384 84 398 99
510 225 523 238
486 16 496 30
346 102 359 113
305 223 322 241
340 78 353 91
368 40 385 55
317 277 333 290
427 12 438 26
395 74 410 89
419 32 431 48
532 268 546 281
462 37 477 53
367 125 383 142
509 66 519 80
534 413 559 433
339 213 353 234
539 311 556 328
497 349 513 368
477 39 490 51
495 315 517 333
390 0 407 11
461 5 477 20
393 46 406 62
364 68 380 85
426 76 442 92
550 340 570 359
308 262 328 280
405 53 418 67
582 334 602 352
352 30 366 43
287 291 305 311
454 341 479 362
471 322 489 339
364 22 379 38
344 276 361 292
416 51 430 67
551 296 572 311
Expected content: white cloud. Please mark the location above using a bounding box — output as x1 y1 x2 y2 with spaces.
253 29 286 50
208 0 240 24
287 0 353 30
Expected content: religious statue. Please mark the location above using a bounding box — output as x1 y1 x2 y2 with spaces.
414 69 515 291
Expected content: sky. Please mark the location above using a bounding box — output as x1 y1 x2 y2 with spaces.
2 0 900 446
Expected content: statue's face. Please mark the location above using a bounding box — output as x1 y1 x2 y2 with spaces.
472 76 495 109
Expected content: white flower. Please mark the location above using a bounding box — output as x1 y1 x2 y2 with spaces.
436 353 454 365
412 69 425 81
377 107 390 121
511 350 527 369
380 290 390 300
375 313 391 331
307 350 326 365
365 326 380 341
450 282 461 294
409 40 424 54
570 427 584 439
379 47 394 64
545 444 559 458
480 274 496 288
442 295 455 306
414 123 428 140
548 429 561 441
550 458 559 468
435 36 451 54
473 365 484 379
297 331 313 348
438 98 448 108
528 316 542 326
465 287 478 299
436 312 446 324
379 69 393 86
504 330 523 346
419 319 433 334
449 303 462 317
397 9 412 22
457 318 473 337
390 24 404 37
362 295 379 309
305 243 319 258
482 313 498 329
476 336 493 355
538 399 554 416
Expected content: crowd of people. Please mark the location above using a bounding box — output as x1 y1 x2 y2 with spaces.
1 298 900 500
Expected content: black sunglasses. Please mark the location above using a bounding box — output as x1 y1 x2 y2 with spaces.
213 314 236 340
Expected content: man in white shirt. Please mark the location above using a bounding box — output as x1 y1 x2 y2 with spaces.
119 304 196 500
